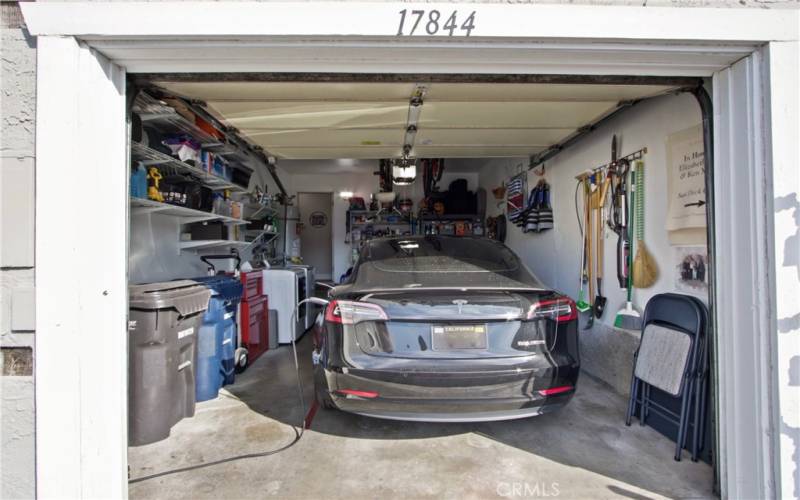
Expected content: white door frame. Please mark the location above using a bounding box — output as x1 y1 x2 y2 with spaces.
297 191 335 280
22 3 799 499
33 36 129 499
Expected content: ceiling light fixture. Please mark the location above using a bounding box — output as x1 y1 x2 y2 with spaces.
390 84 427 186
392 157 417 186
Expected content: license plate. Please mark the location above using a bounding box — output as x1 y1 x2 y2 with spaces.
431 324 487 350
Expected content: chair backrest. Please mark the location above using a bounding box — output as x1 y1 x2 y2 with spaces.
635 293 708 397
642 293 705 337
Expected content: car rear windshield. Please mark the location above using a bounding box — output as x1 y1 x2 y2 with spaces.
352 236 544 290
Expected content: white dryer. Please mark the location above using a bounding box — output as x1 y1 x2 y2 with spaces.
261 268 306 344
289 264 316 330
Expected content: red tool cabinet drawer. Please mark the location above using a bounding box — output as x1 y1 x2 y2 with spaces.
240 295 268 364
240 271 263 301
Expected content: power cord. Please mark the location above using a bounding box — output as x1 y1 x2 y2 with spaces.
129 297 327 484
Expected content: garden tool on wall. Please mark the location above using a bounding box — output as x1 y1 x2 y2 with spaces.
584 174 596 329
575 179 591 313
594 170 611 319
614 167 642 330
632 160 658 288
609 158 631 289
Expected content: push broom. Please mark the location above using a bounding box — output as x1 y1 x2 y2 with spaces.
576 177 591 312
614 169 642 330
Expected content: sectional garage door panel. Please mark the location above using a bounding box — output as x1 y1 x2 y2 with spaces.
246 128 403 148
154 80 680 159
419 101 617 129
412 145 547 158
208 101 409 129
424 83 675 102
416 128 575 148
271 146 404 160
158 81 418 102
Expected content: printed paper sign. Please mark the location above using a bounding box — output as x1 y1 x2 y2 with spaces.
666 124 707 232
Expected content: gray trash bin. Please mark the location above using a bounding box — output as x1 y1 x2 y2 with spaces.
128 280 211 446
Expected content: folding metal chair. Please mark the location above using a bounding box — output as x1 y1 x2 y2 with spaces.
625 293 708 461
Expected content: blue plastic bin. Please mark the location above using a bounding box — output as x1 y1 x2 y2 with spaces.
191 276 243 402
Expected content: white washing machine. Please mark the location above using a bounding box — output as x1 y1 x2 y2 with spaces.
261 268 306 344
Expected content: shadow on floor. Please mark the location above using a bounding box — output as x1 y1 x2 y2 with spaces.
222 332 714 499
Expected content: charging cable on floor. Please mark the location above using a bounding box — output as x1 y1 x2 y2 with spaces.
129 296 330 484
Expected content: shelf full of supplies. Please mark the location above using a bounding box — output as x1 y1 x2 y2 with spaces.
131 142 247 193
130 197 248 225
419 214 484 237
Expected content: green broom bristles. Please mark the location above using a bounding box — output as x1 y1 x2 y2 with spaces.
576 289 591 312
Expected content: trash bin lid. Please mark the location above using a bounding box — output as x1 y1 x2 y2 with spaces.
129 280 212 316
191 276 244 302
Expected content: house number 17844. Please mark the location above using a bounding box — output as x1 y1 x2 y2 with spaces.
396 10 477 37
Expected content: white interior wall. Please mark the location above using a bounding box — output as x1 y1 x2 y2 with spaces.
480 92 703 316
478 92 704 392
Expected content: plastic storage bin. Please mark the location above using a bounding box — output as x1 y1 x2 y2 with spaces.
128 280 211 446
191 276 244 402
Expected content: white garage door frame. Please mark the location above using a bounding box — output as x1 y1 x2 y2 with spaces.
21 3 799 499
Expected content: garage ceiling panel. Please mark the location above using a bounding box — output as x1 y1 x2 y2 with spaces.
244 128 402 148
148 80 681 160
412 145 547 158
424 83 674 102
416 128 575 147
419 101 616 129
156 81 417 101
270 146 403 160
208 101 408 129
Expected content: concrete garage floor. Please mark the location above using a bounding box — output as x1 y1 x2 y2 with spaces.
129 335 715 499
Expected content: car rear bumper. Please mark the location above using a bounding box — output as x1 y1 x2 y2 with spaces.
316 360 578 422
333 394 572 422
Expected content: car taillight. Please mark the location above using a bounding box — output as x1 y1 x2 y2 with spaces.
538 385 574 396
527 297 577 322
324 300 388 325
335 389 379 399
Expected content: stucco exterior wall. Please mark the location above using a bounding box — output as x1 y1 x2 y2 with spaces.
1 4 37 499
0 1 796 498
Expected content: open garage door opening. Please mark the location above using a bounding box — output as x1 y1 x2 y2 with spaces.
124 73 719 499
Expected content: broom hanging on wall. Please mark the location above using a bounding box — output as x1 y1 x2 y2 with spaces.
632 160 658 288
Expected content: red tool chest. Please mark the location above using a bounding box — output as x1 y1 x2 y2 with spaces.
240 270 263 300
239 271 269 366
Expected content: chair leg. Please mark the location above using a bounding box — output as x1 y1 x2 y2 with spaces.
675 379 692 461
639 383 648 426
691 374 702 461
626 376 639 426
697 372 709 453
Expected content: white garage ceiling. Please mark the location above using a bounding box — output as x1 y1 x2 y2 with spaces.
155 81 676 160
